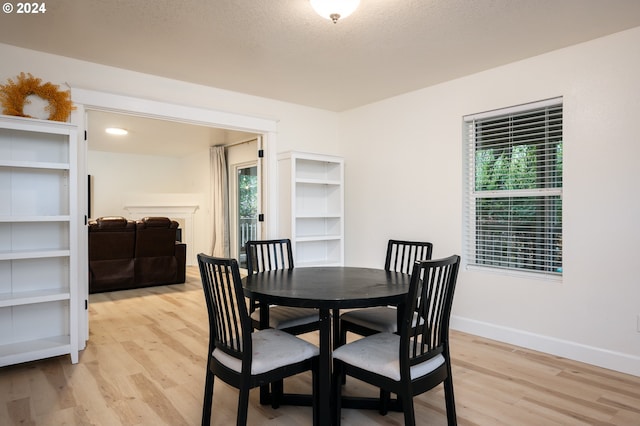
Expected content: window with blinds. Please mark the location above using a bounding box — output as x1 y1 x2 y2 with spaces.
463 98 563 278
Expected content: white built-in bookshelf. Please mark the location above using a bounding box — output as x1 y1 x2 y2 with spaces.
0 115 79 366
278 151 344 267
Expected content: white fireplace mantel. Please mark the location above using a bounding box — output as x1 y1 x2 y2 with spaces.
123 193 202 265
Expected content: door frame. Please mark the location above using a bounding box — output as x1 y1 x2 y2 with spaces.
69 88 278 349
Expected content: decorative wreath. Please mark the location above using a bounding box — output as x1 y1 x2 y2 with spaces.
0 72 75 122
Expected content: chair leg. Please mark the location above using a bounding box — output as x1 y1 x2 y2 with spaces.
339 323 347 347
312 358 319 426
259 383 270 405
400 393 415 426
271 379 283 409
237 385 250 426
333 308 341 350
339 327 347 385
443 376 458 425
332 360 343 426
379 388 390 415
201 368 214 426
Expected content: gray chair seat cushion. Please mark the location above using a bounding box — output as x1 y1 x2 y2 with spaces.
213 328 319 375
332 332 444 381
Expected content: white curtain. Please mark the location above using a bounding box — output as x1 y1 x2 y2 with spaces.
210 146 230 257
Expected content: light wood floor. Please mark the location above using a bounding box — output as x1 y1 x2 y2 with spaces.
1 267 639 425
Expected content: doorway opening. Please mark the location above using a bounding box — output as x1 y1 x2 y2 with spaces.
73 87 278 354
85 109 263 266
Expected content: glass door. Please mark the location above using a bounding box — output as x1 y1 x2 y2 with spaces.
227 138 261 270
237 164 258 268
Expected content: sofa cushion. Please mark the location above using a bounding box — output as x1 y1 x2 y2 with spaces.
93 216 131 230
138 216 175 228
88 217 136 261
135 217 179 257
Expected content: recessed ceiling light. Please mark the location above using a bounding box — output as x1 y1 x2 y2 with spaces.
105 127 128 136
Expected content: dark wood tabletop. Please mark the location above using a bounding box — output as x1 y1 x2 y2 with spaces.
242 266 411 309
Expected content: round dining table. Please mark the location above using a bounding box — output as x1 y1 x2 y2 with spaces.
242 266 411 426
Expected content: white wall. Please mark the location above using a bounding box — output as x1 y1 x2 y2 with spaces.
181 149 214 262
341 27 640 376
87 149 211 263
88 150 186 218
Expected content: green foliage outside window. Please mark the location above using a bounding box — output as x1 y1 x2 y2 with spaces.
238 170 257 218
472 110 563 274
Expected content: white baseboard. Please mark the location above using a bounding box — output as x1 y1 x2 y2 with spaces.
450 315 640 377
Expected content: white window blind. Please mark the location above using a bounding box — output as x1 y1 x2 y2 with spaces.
463 98 563 278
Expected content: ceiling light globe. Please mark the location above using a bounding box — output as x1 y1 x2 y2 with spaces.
310 0 360 23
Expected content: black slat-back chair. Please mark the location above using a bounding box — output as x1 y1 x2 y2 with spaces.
332 255 460 426
339 239 433 345
245 239 320 335
198 253 319 426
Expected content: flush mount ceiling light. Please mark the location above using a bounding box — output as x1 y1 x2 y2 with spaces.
105 127 128 136
310 0 360 23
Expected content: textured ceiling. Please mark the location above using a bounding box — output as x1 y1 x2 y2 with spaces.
1 0 640 112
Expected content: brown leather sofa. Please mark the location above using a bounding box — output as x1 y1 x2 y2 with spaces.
89 216 186 293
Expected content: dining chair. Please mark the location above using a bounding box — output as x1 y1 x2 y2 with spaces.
245 239 320 335
197 253 319 426
338 239 433 345
332 255 461 426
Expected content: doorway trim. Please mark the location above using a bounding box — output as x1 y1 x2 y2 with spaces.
69 87 278 348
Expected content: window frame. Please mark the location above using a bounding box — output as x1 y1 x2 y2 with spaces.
462 98 563 280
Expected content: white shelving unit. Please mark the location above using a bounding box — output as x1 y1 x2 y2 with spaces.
0 115 79 366
278 151 344 267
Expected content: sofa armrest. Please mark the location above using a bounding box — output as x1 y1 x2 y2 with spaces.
175 242 187 284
